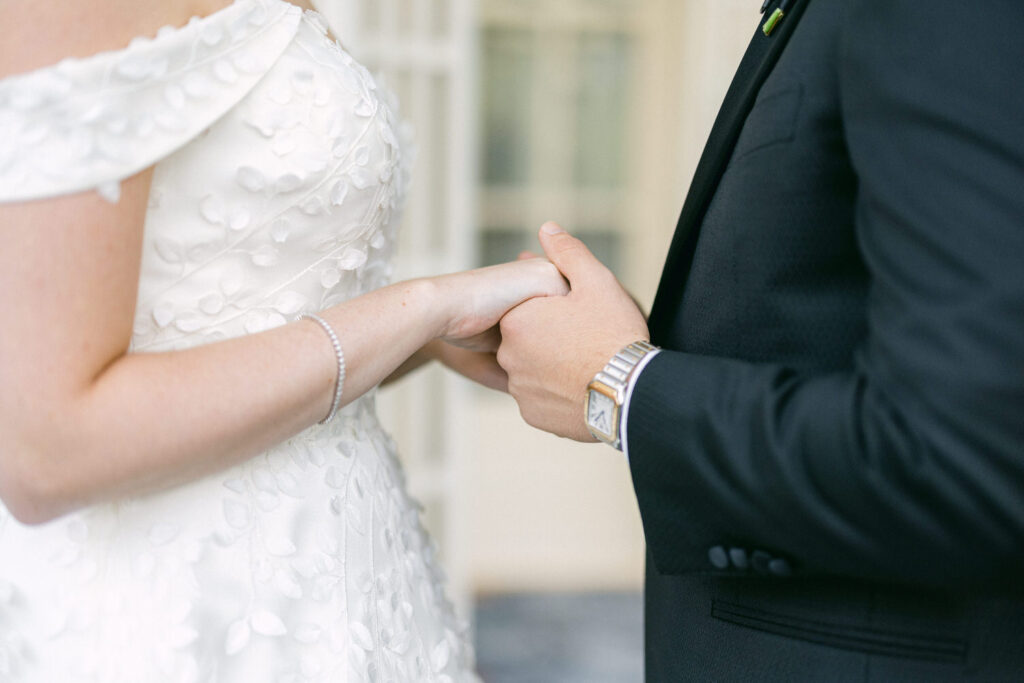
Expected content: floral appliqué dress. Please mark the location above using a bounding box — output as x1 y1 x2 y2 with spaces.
0 1 478 681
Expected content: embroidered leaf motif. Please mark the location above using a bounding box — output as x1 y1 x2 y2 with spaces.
349 621 374 651
251 610 288 636
431 639 451 672
225 619 251 655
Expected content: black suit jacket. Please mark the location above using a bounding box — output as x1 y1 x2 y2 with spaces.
627 1 1024 680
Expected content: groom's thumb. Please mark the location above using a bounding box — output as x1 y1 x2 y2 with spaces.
538 222 599 285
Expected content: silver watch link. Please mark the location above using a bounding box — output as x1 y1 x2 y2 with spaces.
585 340 658 450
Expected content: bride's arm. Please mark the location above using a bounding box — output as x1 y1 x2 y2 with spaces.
0 171 565 525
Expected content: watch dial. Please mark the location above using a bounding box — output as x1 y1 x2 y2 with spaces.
588 391 615 436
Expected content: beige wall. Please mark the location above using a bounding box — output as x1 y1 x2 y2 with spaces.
468 393 646 592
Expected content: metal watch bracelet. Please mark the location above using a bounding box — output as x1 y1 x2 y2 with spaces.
585 340 659 449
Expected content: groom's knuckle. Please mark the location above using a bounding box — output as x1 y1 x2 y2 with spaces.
507 379 525 403
590 264 618 288
501 312 522 336
495 345 512 370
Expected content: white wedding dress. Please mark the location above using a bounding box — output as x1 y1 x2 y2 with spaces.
0 1 479 681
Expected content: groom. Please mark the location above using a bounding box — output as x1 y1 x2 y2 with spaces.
496 0 1024 680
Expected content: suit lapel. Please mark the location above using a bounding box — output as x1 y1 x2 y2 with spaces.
648 0 811 344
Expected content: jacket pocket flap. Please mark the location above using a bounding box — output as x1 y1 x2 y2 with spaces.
711 600 967 663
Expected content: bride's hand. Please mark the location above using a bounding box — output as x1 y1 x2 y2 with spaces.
435 258 569 351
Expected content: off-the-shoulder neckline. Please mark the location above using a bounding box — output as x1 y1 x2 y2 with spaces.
0 0 292 87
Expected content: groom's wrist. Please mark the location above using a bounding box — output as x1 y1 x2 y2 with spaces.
584 340 660 451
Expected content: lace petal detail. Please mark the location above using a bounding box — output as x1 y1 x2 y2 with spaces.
0 0 303 203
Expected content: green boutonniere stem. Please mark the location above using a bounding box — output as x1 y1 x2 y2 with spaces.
763 8 785 36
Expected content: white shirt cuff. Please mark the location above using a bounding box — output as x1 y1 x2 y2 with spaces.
620 349 661 463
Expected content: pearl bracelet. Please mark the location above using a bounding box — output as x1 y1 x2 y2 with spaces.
300 313 346 424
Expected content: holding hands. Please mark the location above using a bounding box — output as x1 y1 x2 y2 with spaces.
436 257 569 352
416 220 648 445
497 223 649 442
389 255 569 392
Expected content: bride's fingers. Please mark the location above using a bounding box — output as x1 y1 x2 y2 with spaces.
445 326 501 353
532 259 570 296
471 354 509 393
517 250 541 261
447 349 509 393
440 259 568 343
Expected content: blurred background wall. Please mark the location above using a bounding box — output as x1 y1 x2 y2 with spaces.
311 0 754 676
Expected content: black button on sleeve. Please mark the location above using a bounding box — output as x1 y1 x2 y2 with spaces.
708 546 730 569
751 550 772 574
728 548 749 570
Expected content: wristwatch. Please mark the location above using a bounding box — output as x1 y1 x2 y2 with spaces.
585 340 659 450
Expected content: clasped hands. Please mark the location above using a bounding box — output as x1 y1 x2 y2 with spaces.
486 222 650 442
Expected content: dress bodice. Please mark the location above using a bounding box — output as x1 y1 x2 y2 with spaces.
0 3 476 681
132 3 409 351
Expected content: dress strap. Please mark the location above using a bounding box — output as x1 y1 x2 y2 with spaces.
0 0 303 203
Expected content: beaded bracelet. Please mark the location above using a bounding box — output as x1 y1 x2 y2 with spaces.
300 313 346 424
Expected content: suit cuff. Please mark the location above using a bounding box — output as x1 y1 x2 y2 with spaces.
620 349 661 461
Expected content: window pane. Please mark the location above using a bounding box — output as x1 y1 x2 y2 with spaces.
573 32 630 188
431 0 451 39
482 28 533 185
576 228 622 275
479 227 530 267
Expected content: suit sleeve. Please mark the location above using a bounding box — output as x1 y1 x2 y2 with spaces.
627 0 1024 588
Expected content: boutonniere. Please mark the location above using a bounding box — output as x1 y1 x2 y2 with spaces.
761 0 797 36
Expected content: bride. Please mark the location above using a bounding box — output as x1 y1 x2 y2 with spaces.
0 0 566 680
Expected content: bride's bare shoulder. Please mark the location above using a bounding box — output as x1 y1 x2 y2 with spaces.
0 0 234 80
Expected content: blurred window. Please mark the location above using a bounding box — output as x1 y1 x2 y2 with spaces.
482 28 533 185
574 32 629 188
479 0 642 276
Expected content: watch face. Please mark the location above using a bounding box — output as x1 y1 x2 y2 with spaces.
587 390 617 439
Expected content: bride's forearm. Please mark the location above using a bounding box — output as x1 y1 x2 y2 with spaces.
5 279 444 524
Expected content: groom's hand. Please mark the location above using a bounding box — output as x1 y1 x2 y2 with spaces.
498 223 650 441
